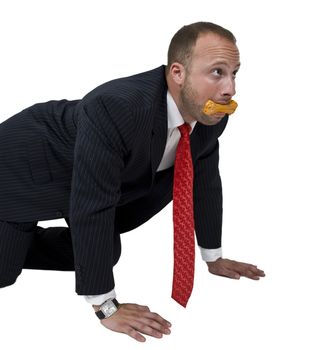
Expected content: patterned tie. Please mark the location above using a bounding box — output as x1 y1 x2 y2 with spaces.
171 122 195 307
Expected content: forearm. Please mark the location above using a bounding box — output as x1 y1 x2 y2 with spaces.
70 102 124 295
193 140 223 248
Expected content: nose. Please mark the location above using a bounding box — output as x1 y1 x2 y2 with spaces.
221 77 236 98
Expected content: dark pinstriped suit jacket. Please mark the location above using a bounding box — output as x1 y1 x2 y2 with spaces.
0 65 229 295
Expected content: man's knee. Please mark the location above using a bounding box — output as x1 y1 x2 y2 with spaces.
0 274 19 289
0 219 34 288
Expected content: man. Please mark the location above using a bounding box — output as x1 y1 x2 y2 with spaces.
0 22 265 342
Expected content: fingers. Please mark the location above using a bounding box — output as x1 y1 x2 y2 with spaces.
130 317 170 339
125 326 147 342
100 303 172 343
230 261 266 280
208 258 265 280
122 304 172 329
141 311 172 334
247 265 265 279
146 311 172 328
216 266 241 279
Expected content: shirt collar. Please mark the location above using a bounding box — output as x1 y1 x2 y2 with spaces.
167 90 197 133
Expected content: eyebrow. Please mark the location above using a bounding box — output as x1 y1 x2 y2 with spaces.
209 61 241 69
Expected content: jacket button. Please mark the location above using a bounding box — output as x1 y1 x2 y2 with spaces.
56 210 63 217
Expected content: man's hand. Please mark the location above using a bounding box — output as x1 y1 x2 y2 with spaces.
92 303 172 342
207 258 265 280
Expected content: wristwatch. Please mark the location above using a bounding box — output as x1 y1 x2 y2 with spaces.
95 298 120 319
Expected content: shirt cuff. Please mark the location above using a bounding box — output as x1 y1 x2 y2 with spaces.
84 289 116 305
199 246 222 262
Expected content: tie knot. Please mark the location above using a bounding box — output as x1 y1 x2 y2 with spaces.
178 123 191 137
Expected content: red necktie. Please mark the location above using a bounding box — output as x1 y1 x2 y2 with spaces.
171 122 195 307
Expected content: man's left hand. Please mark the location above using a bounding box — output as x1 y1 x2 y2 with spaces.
207 258 265 280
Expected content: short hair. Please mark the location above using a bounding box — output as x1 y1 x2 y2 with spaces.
166 21 236 74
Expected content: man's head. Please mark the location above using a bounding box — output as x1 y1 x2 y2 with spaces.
166 22 240 126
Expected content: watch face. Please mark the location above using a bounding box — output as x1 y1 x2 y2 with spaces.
101 300 118 317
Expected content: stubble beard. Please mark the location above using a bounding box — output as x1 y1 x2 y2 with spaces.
180 79 222 126
180 80 201 123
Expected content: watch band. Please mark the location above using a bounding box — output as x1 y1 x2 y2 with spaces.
95 310 106 320
95 298 119 320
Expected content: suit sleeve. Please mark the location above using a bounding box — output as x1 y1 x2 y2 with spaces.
193 131 225 250
69 102 125 295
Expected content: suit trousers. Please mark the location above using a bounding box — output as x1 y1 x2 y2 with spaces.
0 218 121 288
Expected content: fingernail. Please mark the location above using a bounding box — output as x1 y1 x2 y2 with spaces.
165 329 171 334
167 322 172 327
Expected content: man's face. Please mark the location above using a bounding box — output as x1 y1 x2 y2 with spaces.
180 33 240 126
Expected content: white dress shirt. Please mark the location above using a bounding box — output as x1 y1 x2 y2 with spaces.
84 91 222 305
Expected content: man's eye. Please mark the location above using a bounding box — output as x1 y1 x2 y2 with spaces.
233 70 239 79
212 68 222 76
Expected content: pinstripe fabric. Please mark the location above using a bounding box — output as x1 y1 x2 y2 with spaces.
0 218 79 286
0 65 229 295
0 221 34 287
0 99 78 221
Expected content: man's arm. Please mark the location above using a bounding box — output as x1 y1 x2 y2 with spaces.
69 98 171 341
193 123 265 280
193 136 223 250
69 101 124 295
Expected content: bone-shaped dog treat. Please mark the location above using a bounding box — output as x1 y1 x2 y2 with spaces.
203 99 238 116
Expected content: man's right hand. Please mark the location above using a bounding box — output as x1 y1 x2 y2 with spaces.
92 303 172 342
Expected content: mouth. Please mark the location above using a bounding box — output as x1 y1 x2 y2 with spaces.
202 99 238 116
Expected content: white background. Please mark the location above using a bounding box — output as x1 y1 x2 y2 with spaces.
1 0 322 348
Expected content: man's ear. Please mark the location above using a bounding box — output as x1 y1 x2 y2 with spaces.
169 62 186 87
